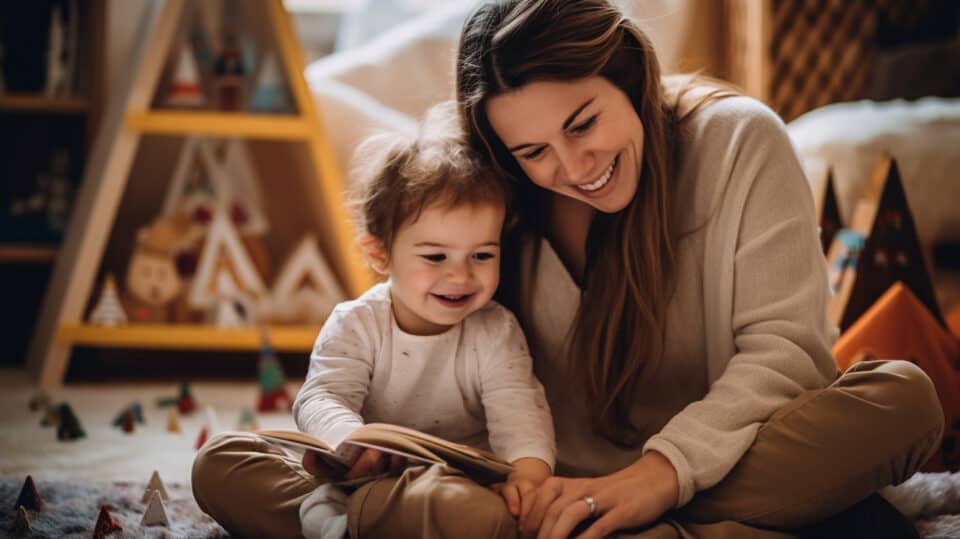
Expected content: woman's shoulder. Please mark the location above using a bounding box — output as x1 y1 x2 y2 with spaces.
684 93 786 139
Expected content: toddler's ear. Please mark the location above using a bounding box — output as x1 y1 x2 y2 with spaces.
358 235 390 275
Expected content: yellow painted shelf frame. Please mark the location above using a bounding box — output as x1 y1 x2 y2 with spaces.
57 323 318 352
28 0 372 387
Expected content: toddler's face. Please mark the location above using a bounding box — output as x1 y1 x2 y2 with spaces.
386 200 504 335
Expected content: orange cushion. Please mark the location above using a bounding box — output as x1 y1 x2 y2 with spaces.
833 282 960 471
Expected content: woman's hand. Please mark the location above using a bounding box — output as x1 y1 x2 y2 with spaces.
520 451 679 539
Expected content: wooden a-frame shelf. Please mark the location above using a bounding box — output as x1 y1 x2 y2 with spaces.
125 111 313 140
27 0 373 388
57 323 318 352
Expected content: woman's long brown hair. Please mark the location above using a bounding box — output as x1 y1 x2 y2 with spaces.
456 0 732 446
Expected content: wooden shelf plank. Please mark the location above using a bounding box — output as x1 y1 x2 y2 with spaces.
125 111 313 140
0 244 58 263
0 95 90 114
56 323 319 352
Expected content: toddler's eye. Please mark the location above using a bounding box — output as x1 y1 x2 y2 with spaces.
473 252 496 261
420 254 446 263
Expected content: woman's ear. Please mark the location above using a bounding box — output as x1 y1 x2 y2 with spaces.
358 234 390 275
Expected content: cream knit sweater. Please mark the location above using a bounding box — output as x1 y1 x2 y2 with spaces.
522 96 840 507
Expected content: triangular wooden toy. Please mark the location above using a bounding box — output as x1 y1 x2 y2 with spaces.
188 211 267 314
141 470 171 504
162 136 231 238
195 425 209 450
167 408 182 433
833 282 960 471
15 475 44 511
210 272 256 327
270 235 346 324
165 42 206 108
88 273 128 326
11 505 31 534
92 505 123 539
816 169 843 254
204 405 220 436
219 139 269 236
826 157 943 332
251 52 292 113
28 0 372 387
28 391 50 412
140 490 170 527
120 409 136 433
112 401 145 426
56 403 86 441
40 403 60 427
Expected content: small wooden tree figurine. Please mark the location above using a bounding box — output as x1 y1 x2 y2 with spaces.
89 274 128 326
15 475 44 511
257 333 291 412
141 490 170 527
164 42 206 108
826 157 943 332
93 505 123 539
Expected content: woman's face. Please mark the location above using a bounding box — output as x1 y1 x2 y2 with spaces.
485 76 644 214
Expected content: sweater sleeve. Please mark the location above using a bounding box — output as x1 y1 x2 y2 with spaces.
293 304 377 447
479 308 557 470
643 102 839 507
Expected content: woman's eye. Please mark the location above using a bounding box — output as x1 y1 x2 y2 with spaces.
520 146 546 160
473 252 496 261
569 115 597 135
420 254 446 263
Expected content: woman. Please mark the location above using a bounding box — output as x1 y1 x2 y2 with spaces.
453 0 943 537
192 1 943 537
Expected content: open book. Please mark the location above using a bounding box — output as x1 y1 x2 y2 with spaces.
256 423 512 485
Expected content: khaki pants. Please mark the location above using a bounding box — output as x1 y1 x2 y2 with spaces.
192 360 944 538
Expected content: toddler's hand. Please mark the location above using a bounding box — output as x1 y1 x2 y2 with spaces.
302 450 346 479
495 457 552 519
345 448 406 480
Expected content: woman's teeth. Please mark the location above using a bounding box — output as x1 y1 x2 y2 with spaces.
578 156 617 192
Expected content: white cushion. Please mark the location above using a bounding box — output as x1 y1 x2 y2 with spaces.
787 98 960 244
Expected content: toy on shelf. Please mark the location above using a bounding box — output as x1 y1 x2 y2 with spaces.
826 157 943 332
11 505 32 534
15 475 44 511
121 218 186 323
236 407 259 431
211 272 255 327
269 235 346 324
251 52 291 113
219 138 269 237
164 42 206 108
188 211 267 321
89 274 128 326
92 505 123 539
56 403 85 441
257 332 291 412
141 490 170 527
214 31 245 111
141 470 170 504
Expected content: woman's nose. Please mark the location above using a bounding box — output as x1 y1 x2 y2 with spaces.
555 142 594 186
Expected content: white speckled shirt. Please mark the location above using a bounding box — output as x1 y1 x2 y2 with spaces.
293 281 556 469
520 96 839 507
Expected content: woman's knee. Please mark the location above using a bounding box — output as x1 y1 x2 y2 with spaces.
874 360 945 442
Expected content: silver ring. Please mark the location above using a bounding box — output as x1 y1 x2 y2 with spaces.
582 496 597 516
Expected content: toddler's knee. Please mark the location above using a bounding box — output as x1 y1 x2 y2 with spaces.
191 431 258 507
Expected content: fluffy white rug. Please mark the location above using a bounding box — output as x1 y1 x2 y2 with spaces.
1 371 958 537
